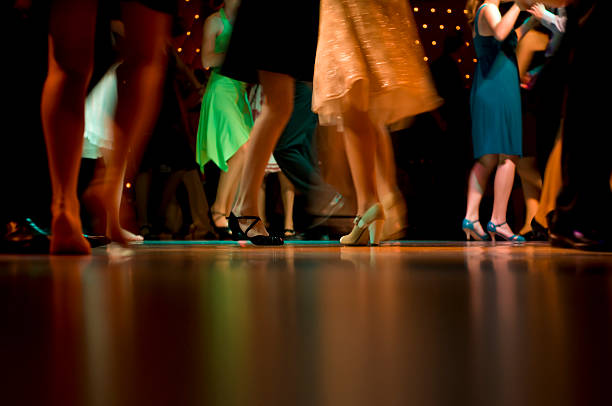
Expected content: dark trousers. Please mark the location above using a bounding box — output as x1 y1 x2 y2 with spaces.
552 1 611 235
273 82 337 206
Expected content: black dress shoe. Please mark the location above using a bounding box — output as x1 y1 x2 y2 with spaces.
227 213 283 246
1 219 50 254
549 230 610 252
529 218 549 241
213 225 233 240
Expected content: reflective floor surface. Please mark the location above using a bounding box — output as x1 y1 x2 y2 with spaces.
2 241 612 405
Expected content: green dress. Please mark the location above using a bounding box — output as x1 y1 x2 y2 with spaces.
196 8 253 172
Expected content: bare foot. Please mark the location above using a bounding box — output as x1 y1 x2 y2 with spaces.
232 208 269 238
211 210 228 229
237 217 269 238
50 210 91 255
107 222 144 244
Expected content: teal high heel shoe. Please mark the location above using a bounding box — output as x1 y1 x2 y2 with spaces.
487 221 526 242
462 218 490 241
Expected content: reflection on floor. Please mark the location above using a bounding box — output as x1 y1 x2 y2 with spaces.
1 241 612 405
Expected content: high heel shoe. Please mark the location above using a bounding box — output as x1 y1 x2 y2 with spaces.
462 218 490 241
227 212 283 246
487 221 526 243
211 211 232 240
340 203 385 246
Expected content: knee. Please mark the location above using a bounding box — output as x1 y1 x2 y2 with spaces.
478 154 498 171
265 95 294 124
499 154 519 166
50 48 93 86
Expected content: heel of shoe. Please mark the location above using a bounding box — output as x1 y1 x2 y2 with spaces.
227 212 245 240
489 232 496 242
369 220 384 246
464 230 472 241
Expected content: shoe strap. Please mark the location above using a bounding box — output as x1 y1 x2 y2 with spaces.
211 211 227 220
464 218 479 226
235 215 261 235
492 221 507 228
353 216 362 225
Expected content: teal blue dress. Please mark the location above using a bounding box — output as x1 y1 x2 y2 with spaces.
470 4 522 159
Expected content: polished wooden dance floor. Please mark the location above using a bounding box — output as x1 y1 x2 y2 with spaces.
2 241 612 405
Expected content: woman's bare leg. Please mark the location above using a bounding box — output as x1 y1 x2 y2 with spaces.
103 3 171 243
211 143 248 228
258 175 268 227
465 154 497 236
232 71 295 237
278 172 295 232
342 107 379 215
41 0 97 254
374 123 407 239
490 154 520 237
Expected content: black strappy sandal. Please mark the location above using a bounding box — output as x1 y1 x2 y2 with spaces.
211 211 232 240
228 212 283 246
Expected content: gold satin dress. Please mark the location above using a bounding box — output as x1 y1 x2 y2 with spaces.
313 0 442 126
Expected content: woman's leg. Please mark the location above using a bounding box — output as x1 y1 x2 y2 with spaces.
374 123 398 199
258 175 267 227
41 0 97 254
374 123 407 239
465 154 497 236
342 107 379 214
517 157 543 234
211 143 248 228
490 154 520 237
103 3 171 243
278 172 295 233
232 71 295 237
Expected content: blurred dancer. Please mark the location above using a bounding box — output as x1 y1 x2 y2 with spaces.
516 4 567 239
515 24 548 238
197 0 251 239
221 0 320 245
462 0 538 242
41 0 172 253
272 81 344 232
313 0 442 245
543 0 611 250
529 4 567 234
249 84 297 238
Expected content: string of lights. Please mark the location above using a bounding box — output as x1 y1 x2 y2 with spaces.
172 1 478 85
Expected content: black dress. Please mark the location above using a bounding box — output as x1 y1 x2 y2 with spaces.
221 0 320 84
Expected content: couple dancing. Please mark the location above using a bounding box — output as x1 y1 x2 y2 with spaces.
222 0 442 246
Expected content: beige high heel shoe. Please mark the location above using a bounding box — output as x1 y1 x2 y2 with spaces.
340 203 385 246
